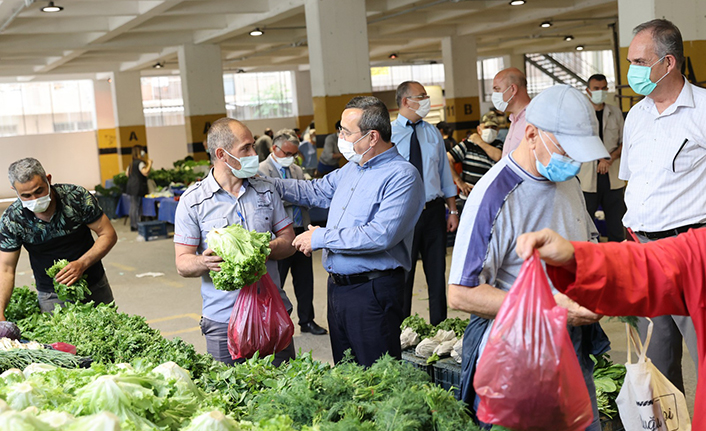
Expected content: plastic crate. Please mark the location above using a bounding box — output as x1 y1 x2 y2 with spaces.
137 220 168 241
433 358 462 399
401 349 434 383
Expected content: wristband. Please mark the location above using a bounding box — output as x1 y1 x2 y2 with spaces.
449 210 459 215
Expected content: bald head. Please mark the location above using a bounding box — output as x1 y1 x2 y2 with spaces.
492 67 531 113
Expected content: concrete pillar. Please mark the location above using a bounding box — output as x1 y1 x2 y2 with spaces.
292 69 314 132
101 71 146 185
305 0 372 135
502 54 526 73
617 0 706 111
442 34 480 142
178 43 226 160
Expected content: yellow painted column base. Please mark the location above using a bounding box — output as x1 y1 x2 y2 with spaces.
97 125 146 186
313 93 372 135
444 96 480 142
296 115 315 133
186 114 226 161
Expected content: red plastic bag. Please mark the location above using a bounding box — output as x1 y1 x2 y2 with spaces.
50 342 77 355
227 273 294 360
473 251 593 431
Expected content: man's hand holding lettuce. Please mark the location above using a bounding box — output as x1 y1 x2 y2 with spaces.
206 224 271 291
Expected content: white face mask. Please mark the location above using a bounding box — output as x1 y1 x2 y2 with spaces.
140 150 146 157
589 90 607 105
273 154 294 168
223 149 259 179
480 128 499 143
338 131 371 164
491 86 514 112
19 184 52 213
413 98 431 118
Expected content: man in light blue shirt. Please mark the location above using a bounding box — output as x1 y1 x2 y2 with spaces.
392 81 459 325
266 96 425 367
174 118 296 366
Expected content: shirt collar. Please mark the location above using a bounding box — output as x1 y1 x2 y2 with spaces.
395 113 418 127
640 76 694 116
360 145 400 169
268 154 283 171
201 168 249 197
509 105 527 123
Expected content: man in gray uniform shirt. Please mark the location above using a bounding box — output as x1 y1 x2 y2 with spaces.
174 118 296 366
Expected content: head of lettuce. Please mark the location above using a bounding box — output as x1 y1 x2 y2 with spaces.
205 224 271 291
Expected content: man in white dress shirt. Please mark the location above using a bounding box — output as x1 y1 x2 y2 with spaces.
620 18 706 393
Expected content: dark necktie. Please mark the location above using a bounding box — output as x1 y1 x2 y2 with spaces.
408 121 424 180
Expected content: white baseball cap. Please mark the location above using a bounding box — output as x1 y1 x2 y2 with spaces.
526 85 609 163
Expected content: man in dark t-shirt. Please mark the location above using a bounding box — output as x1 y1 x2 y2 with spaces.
0 158 118 317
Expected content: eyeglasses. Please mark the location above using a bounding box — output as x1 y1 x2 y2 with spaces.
274 145 297 158
406 94 429 101
337 127 368 139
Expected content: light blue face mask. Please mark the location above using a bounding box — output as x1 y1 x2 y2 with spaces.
534 130 581 182
223 149 259 178
627 56 669 96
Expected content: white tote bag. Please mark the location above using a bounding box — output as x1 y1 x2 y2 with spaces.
616 319 691 431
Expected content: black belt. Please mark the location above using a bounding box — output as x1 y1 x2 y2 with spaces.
634 223 706 240
330 268 403 286
424 197 444 210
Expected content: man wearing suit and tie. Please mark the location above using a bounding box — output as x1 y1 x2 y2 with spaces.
259 129 327 335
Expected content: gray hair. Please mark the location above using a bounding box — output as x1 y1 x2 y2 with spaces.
634 19 684 69
206 117 240 159
272 129 300 149
345 96 392 143
8 158 47 186
395 81 418 108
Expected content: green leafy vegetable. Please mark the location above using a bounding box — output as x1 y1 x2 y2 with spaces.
591 353 626 419
400 314 434 339
45 260 91 303
5 286 40 322
206 225 271 291
0 349 88 374
433 317 469 338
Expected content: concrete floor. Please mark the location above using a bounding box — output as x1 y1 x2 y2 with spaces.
7 213 697 414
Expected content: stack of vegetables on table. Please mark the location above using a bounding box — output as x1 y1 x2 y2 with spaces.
400 314 467 364
0 287 481 430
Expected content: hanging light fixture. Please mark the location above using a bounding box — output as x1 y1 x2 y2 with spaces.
509 0 525 5
575 45 585 51
564 35 574 41
249 28 264 37
389 53 398 59
41 1 63 12
540 21 552 28
153 62 164 69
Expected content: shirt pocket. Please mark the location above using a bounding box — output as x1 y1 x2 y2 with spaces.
200 217 228 246
665 137 703 173
249 193 275 233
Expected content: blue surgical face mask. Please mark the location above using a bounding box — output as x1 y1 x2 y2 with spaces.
223 149 259 178
627 56 669 96
533 130 581 182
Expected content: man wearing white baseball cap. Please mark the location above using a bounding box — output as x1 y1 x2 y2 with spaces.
447 84 610 429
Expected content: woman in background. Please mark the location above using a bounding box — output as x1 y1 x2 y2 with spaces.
125 145 152 232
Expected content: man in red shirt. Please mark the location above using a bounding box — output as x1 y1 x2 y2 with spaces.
516 227 706 427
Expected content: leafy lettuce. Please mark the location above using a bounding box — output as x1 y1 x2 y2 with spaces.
45 260 91 303
206 225 271 291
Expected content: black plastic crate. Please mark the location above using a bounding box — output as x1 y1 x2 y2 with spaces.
138 220 168 241
401 349 434 383
433 358 462 399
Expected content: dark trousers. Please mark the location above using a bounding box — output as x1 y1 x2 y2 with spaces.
200 317 295 366
129 195 142 230
278 246 315 326
327 271 404 367
403 199 447 325
583 174 626 242
38 273 114 313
